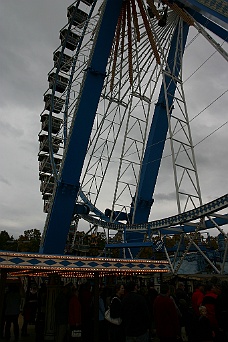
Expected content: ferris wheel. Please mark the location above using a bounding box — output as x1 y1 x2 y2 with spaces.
38 0 228 272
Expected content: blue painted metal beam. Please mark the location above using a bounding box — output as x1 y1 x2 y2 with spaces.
186 8 228 41
124 22 189 257
177 0 228 27
132 22 189 225
40 0 123 254
106 242 154 249
160 214 228 234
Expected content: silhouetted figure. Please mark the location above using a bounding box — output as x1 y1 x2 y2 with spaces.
21 285 38 336
122 281 150 342
55 285 71 342
192 282 205 317
68 287 81 341
175 282 190 309
202 281 219 341
98 287 107 342
153 283 180 342
35 282 47 342
215 280 228 342
197 305 214 342
146 282 158 339
79 282 93 342
4 284 22 341
107 284 125 342
175 282 193 341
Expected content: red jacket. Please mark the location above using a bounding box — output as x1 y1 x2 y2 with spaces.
153 294 180 339
202 291 218 330
68 295 81 327
192 288 204 315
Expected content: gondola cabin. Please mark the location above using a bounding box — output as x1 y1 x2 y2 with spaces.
60 29 80 51
44 94 65 114
67 6 88 26
48 73 69 94
40 114 62 134
53 51 72 72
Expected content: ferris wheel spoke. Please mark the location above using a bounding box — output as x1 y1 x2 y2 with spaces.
38 0 228 262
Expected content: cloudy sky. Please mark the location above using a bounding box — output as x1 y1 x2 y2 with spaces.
0 0 74 238
0 0 227 240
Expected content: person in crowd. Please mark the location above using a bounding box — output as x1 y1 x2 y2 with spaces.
146 282 158 339
4 283 23 341
147 282 158 309
197 305 214 342
175 282 190 307
55 284 71 342
153 283 180 342
35 282 47 342
175 281 194 341
215 280 228 341
68 286 81 342
169 284 182 317
108 283 125 342
21 284 39 336
79 281 93 342
28 285 38 323
103 286 112 310
202 281 220 342
169 284 191 341
192 281 205 317
98 287 107 342
122 281 150 342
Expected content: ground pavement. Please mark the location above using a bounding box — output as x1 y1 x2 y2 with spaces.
0 315 160 342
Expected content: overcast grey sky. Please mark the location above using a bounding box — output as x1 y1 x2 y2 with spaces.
0 0 74 237
0 0 227 239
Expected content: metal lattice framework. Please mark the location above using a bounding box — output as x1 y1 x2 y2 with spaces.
38 0 228 274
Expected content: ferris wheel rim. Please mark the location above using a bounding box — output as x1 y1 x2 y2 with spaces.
39 0 228 260
40 2 227 224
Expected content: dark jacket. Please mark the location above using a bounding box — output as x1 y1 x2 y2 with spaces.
197 315 214 341
110 296 122 319
122 291 150 337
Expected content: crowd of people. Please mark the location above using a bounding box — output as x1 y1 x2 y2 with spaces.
0 281 45 341
53 276 228 342
1 276 228 342
151 277 228 342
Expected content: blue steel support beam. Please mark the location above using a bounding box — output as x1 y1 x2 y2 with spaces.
132 22 189 224
186 8 228 41
177 0 228 28
126 22 189 256
40 0 123 254
126 23 189 256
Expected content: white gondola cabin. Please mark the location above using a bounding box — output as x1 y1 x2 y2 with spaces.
53 51 72 72
40 114 62 134
38 134 62 154
44 94 65 114
67 6 88 26
60 29 80 51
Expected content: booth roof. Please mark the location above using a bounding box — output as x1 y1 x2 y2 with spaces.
0 251 169 277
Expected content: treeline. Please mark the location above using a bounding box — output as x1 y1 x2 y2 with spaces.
0 228 221 257
0 229 41 252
